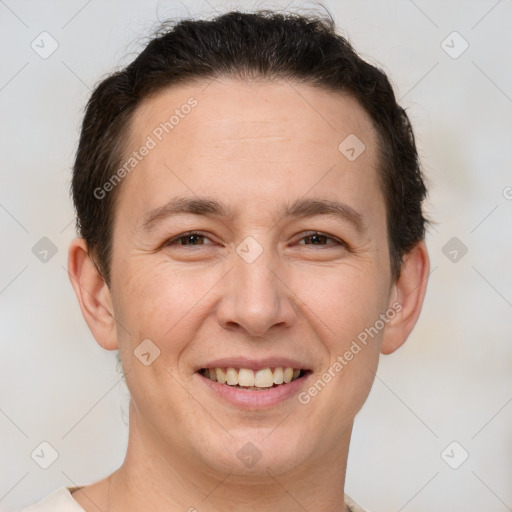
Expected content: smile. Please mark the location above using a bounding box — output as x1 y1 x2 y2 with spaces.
199 367 307 390
195 357 313 408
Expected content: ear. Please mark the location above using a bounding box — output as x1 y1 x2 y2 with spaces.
67 237 118 351
381 240 430 355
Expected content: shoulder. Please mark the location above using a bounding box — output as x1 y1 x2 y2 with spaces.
345 494 371 512
19 487 368 512
17 487 85 512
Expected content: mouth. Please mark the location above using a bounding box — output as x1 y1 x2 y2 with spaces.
199 366 310 391
195 357 313 408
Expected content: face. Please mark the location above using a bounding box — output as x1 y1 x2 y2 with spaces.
89 79 403 476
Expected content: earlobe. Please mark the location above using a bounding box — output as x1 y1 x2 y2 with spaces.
67 238 118 351
380 240 430 355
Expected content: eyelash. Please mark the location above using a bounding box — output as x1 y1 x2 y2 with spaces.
164 231 347 249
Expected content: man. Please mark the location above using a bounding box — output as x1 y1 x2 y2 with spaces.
22 9 429 512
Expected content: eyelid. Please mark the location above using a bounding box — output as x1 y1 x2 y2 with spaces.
165 231 216 246
297 230 347 248
164 230 348 249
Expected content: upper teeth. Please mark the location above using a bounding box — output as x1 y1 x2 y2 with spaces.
204 367 301 387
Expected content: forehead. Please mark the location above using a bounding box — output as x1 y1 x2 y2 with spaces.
129 78 378 157
117 78 383 227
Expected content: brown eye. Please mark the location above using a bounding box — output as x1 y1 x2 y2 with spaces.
297 231 346 247
166 232 214 247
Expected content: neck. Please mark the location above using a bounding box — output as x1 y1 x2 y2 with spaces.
107 401 352 512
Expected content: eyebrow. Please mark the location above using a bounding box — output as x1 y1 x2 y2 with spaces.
141 196 365 234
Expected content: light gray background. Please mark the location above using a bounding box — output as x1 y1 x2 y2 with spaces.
1 0 511 511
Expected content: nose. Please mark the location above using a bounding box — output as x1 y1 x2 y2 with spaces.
215 240 297 338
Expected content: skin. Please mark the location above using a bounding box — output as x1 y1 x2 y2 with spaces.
68 78 429 512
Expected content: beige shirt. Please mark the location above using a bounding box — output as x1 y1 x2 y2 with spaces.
19 486 370 512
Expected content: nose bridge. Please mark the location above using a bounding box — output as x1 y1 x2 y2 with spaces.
237 236 278 300
217 234 296 336
235 234 281 311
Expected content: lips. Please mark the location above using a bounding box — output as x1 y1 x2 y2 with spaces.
196 357 311 392
197 364 312 409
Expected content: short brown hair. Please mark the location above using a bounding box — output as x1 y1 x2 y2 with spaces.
71 9 427 286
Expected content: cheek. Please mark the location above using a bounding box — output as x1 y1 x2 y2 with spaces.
113 259 220 351
290 265 388 443
114 265 209 410
293 260 390 347
114 248 390 349
295 265 387 423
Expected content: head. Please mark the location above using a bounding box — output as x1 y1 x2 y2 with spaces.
68 10 429 479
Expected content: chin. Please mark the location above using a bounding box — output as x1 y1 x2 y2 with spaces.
196 426 315 477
